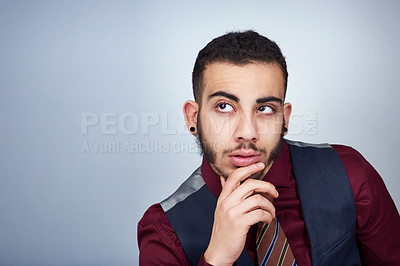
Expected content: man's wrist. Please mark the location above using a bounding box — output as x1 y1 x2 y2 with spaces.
204 249 232 266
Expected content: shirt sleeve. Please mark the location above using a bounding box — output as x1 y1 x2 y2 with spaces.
137 203 213 266
333 145 400 265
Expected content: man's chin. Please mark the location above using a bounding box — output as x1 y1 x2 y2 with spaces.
249 171 266 180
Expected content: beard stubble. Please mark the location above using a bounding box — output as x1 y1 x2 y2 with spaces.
195 115 285 180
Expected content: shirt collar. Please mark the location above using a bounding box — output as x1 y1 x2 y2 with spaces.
201 140 292 198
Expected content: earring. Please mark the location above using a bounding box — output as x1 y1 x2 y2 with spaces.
284 127 288 132
190 127 196 132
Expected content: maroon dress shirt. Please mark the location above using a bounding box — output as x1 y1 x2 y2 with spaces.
138 141 400 265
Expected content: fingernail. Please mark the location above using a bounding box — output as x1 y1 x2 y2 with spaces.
256 162 264 168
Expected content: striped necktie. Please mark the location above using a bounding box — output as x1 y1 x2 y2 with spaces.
256 218 296 266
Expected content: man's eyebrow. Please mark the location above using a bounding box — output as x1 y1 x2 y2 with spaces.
209 91 239 102
256 96 283 105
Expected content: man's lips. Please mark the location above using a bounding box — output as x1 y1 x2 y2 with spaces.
229 149 261 167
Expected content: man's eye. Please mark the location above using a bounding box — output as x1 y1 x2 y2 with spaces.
258 105 274 114
216 103 234 112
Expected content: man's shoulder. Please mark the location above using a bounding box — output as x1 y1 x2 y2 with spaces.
285 139 369 177
330 144 381 203
138 203 168 228
160 166 205 212
139 166 205 226
330 144 368 170
285 139 357 153
285 139 362 162
137 204 191 265
137 203 180 240
331 143 360 157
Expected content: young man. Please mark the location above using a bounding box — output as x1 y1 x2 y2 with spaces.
138 31 400 265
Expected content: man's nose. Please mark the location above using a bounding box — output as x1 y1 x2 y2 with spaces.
233 114 259 143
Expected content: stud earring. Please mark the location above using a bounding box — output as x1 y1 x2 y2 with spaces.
190 127 196 132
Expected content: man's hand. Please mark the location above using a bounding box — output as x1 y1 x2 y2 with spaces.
204 162 278 266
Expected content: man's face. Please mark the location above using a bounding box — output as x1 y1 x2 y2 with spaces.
196 62 291 179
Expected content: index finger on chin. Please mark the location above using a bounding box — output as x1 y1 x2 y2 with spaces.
219 162 265 200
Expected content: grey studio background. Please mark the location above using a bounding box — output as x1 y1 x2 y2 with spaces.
0 0 399 265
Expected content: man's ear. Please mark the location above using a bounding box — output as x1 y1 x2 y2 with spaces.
183 100 199 135
283 102 292 136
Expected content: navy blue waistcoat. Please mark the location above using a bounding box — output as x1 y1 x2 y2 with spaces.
160 140 362 265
